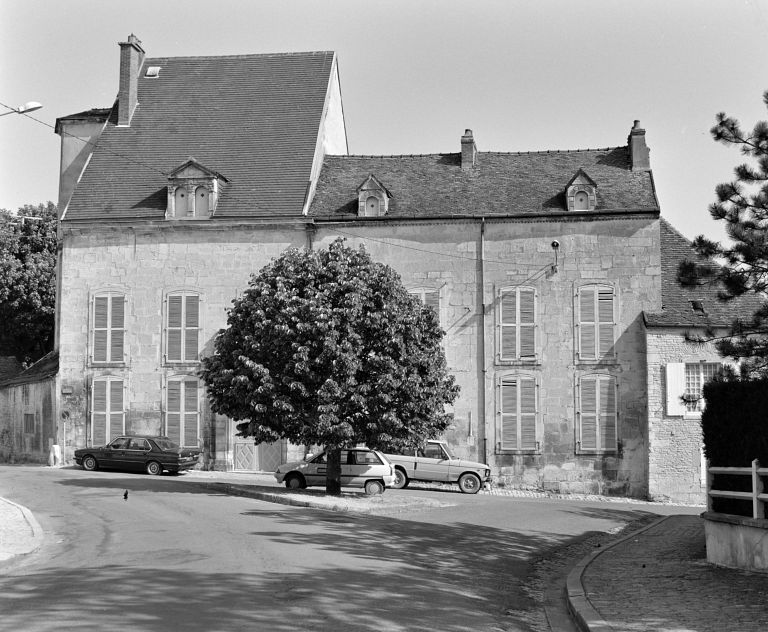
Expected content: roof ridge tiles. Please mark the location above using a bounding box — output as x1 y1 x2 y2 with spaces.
147 50 334 62
329 146 625 160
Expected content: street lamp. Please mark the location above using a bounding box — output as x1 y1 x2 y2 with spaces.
0 101 43 117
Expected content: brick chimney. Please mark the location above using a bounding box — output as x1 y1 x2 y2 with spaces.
461 129 477 170
117 34 145 127
628 120 650 171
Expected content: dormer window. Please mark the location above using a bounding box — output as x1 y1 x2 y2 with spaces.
357 175 391 217
166 158 227 219
565 169 597 212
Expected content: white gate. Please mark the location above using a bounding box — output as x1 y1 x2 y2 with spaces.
233 438 285 472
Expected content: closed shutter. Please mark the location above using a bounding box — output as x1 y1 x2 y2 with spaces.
183 379 199 446
167 296 183 361
166 380 181 443
500 377 518 450
109 379 125 438
93 297 109 362
520 377 537 449
500 375 537 450
184 295 199 361
424 290 439 315
665 363 686 416
597 289 615 356
92 379 107 445
519 289 536 358
110 297 125 362
579 375 617 451
500 290 516 359
579 287 597 359
580 377 598 450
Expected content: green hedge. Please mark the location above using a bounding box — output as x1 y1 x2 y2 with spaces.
702 377 768 515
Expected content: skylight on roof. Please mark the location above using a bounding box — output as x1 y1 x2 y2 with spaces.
145 66 161 78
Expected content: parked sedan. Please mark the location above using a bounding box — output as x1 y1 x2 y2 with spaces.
74 435 200 475
274 447 396 495
385 440 492 494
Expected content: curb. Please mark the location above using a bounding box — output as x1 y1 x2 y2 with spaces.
0 496 44 562
565 515 671 632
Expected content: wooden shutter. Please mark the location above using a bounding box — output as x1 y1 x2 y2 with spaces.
599 376 617 450
500 290 516 359
665 363 686 416
92 379 107 445
167 296 183 361
183 379 199 446
93 296 109 362
519 377 537 449
597 289 615 356
500 377 518 450
519 289 536 358
109 379 125 439
580 377 598 450
110 296 125 362
184 295 199 361
579 287 597 359
424 290 439 315
166 380 181 443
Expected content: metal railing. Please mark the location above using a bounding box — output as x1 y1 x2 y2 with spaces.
707 459 768 519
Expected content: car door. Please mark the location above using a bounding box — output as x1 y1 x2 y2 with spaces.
415 442 451 482
125 437 151 471
346 450 380 486
304 452 327 487
101 436 131 470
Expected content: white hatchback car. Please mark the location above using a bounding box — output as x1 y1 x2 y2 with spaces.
274 447 396 495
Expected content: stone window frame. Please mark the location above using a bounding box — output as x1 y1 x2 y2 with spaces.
163 289 203 366
89 288 128 367
89 374 127 447
407 284 443 327
496 370 540 454
575 372 618 454
496 285 538 365
163 372 201 448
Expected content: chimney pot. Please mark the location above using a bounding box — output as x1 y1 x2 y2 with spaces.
461 129 477 171
117 34 145 127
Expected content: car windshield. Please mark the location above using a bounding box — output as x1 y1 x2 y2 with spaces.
153 437 180 451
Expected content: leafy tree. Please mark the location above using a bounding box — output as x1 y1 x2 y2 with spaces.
0 202 57 365
201 238 459 494
680 91 768 375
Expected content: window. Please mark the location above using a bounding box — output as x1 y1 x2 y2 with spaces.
574 191 590 210
666 362 723 416
92 293 125 363
166 377 199 447
365 196 380 216
128 438 151 450
194 186 209 216
499 287 536 361
577 374 617 452
174 187 188 216
577 285 615 360
409 288 440 317
91 377 125 446
166 293 200 362
499 374 537 451
23 413 35 434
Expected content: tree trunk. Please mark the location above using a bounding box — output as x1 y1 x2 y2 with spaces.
325 446 342 495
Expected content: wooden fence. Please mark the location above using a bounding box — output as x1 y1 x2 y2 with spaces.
707 459 768 519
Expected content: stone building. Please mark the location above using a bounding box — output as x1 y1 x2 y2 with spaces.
51 35 752 501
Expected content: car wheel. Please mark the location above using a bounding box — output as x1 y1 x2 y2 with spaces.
146 461 163 476
393 468 409 489
458 473 481 494
284 473 306 490
364 480 385 496
82 455 98 471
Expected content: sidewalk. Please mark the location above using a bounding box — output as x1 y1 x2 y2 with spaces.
567 514 768 632
3 471 767 632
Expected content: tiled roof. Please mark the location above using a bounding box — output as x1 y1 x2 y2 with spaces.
644 219 764 327
0 351 58 388
309 147 659 218
64 52 336 221
0 356 22 382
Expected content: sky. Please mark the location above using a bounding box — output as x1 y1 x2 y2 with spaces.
1 0 767 243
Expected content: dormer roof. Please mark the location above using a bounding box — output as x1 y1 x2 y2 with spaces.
167 158 228 182
566 169 597 188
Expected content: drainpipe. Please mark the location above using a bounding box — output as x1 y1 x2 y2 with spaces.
479 217 488 466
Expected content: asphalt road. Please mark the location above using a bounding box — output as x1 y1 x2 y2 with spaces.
0 467 700 632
